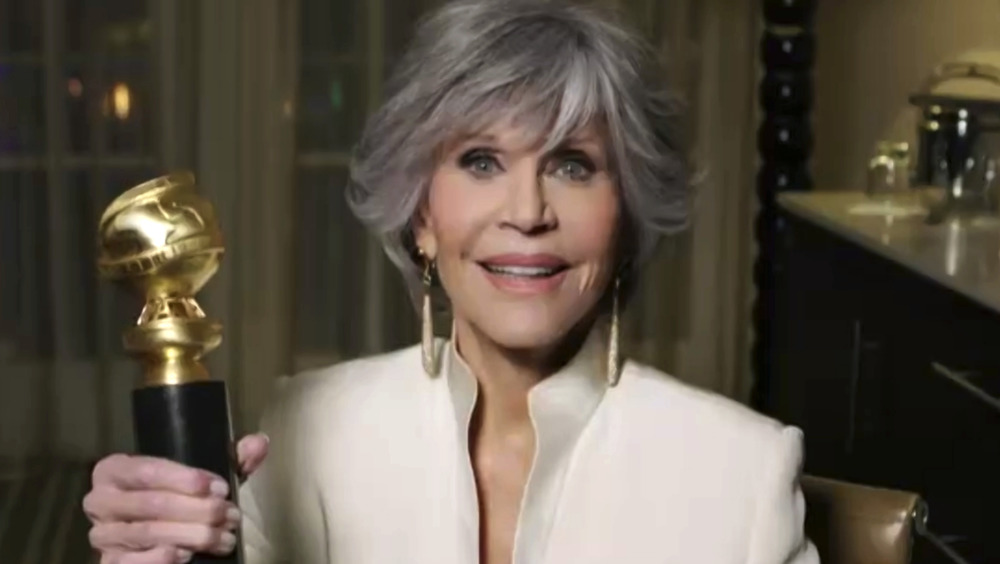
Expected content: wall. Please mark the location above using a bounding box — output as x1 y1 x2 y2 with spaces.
813 0 1000 189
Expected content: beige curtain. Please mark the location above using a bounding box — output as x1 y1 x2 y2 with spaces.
194 0 299 439
618 0 762 400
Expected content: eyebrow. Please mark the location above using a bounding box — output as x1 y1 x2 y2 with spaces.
457 133 498 145
452 131 605 155
559 136 600 147
551 135 605 155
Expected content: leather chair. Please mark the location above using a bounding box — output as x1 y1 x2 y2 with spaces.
801 475 922 564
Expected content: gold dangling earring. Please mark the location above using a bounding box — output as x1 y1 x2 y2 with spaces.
607 276 622 387
420 253 439 376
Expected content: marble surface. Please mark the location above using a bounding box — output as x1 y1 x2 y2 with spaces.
778 191 1000 314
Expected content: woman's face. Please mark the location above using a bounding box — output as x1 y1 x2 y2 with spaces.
415 119 620 353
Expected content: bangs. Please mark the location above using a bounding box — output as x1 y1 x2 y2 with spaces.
419 25 610 158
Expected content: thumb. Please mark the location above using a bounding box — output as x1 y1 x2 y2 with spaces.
236 433 270 477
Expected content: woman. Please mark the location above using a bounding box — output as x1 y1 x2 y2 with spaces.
84 1 818 563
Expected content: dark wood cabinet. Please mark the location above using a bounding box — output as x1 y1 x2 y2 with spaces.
760 204 1000 563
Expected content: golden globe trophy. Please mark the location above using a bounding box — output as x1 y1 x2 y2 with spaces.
97 172 244 564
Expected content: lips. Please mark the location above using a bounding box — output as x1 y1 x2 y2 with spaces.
478 254 568 276
476 254 570 294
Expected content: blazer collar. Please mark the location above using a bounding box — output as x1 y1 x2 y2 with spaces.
442 326 609 562
442 325 608 440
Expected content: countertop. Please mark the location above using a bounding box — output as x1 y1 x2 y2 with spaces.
778 191 1000 314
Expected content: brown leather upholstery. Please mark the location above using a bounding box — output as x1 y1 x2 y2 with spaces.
801 475 922 564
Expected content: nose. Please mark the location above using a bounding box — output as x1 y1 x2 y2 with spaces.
501 170 557 235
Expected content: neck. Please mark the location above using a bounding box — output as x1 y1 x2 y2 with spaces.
452 318 590 435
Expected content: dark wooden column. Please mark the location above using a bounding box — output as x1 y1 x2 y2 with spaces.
751 0 817 410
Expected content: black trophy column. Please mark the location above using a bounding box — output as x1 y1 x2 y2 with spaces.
133 381 243 564
751 0 817 409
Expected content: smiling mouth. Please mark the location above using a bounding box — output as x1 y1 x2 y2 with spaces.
477 263 569 278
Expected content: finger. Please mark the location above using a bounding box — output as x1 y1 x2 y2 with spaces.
126 546 191 564
91 522 238 556
83 489 239 527
236 434 269 475
101 546 191 564
92 454 229 498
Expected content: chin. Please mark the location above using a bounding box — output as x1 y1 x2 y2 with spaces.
473 308 583 352
491 327 566 351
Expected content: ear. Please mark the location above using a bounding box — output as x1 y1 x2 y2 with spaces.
413 206 438 260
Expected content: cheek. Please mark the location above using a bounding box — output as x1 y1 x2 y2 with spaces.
426 168 493 266
578 263 601 294
563 188 621 294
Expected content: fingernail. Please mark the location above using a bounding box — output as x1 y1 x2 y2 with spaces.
262 434 270 445
176 548 193 563
210 479 229 498
227 506 242 527
220 532 237 553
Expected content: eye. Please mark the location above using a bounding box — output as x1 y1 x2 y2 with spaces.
550 151 596 182
558 160 589 180
458 148 503 178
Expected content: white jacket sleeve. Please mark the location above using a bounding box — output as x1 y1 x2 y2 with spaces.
241 475 279 564
238 376 296 564
746 426 821 564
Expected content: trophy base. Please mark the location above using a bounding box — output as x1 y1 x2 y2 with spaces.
132 381 244 564
125 317 222 387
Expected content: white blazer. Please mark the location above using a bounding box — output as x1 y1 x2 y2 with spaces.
239 330 819 564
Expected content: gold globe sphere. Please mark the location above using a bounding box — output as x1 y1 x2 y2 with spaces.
97 171 224 300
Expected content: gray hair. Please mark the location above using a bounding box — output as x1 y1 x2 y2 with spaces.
347 0 691 303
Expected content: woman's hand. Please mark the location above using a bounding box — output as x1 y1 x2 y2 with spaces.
83 434 270 564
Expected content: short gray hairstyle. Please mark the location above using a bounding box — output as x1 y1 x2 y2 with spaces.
347 0 691 303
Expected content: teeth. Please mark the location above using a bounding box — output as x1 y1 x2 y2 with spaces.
483 264 562 277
